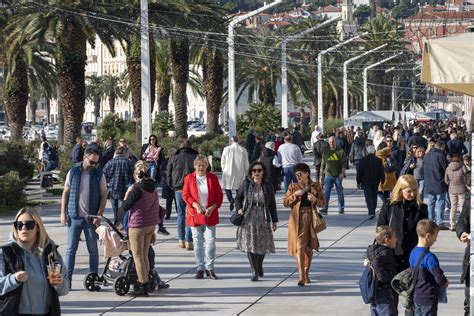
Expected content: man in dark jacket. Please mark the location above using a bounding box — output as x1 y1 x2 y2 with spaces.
291 126 303 151
456 197 470 316
250 135 265 163
357 145 385 220
408 128 427 149
313 134 329 181
166 140 199 250
424 141 449 229
71 137 85 164
447 133 468 156
349 131 367 175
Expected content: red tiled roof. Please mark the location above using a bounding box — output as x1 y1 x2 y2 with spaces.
406 11 474 20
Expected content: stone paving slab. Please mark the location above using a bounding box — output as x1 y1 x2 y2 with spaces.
0 159 466 315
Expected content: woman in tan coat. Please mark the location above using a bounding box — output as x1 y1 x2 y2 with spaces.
375 142 397 203
284 163 325 286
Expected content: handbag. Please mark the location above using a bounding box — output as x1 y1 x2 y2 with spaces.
193 212 207 226
312 209 327 234
230 211 244 226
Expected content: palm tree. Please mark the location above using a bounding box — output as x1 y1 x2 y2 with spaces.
86 75 105 125
13 1 120 145
169 36 189 139
201 46 224 134
155 40 172 112
101 74 125 114
2 7 56 141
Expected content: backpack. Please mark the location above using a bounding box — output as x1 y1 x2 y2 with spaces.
359 259 377 304
391 248 429 306
384 156 398 173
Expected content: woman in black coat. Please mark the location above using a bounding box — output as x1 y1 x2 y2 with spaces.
456 197 470 316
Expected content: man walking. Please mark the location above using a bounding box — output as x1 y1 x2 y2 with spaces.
103 146 134 224
357 145 385 220
71 137 85 164
167 140 199 250
424 141 449 230
320 136 347 215
61 147 108 285
278 135 303 192
221 136 249 211
313 133 329 181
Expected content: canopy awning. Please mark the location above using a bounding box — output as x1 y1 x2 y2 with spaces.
421 33 474 96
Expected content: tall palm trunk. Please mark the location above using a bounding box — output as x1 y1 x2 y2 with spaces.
57 91 64 145
45 98 51 125
202 47 223 134
158 76 171 112
169 37 189 139
108 92 116 113
56 23 87 145
4 56 28 142
93 97 100 125
126 32 156 143
30 98 38 123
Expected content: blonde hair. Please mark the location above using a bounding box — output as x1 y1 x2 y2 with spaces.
134 160 149 179
194 154 209 167
12 208 51 255
390 174 422 206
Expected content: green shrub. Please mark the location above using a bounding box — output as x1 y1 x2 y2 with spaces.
237 103 281 137
152 111 174 138
324 118 344 134
59 145 73 183
97 113 126 141
0 171 26 207
0 142 35 179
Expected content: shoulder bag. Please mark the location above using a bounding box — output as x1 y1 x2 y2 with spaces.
230 181 249 226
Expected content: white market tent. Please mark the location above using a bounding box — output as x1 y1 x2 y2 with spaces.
421 32 474 97
344 111 392 129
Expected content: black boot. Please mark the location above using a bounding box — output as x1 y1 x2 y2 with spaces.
134 282 149 297
247 253 258 281
256 254 265 278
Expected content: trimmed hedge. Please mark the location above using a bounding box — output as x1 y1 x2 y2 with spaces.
0 171 26 207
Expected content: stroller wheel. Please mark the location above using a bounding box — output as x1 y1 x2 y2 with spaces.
114 276 130 296
84 272 101 292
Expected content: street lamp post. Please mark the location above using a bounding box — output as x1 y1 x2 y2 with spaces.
281 17 341 128
140 0 151 144
342 44 387 120
363 52 403 111
228 0 282 139
317 32 366 131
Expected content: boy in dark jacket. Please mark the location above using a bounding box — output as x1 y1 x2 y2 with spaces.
367 225 398 316
409 219 448 315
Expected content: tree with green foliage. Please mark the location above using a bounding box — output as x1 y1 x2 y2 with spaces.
237 103 280 137
86 75 105 126
97 113 126 142
152 111 174 138
101 74 125 114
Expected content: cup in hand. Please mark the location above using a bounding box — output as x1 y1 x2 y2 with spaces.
47 263 61 286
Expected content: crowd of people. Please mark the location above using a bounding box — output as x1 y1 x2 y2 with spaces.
0 116 471 315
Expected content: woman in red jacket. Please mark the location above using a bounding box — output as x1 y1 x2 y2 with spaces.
183 155 223 280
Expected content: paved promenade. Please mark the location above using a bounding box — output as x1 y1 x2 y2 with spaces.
0 157 466 315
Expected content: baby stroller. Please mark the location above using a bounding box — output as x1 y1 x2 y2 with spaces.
83 215 157 296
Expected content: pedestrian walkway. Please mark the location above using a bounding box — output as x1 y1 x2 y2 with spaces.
0 159 465 315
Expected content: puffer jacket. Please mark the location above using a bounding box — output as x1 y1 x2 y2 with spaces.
444 161 468 195
366 243 397 286
166 147 199 190
375 147 397 192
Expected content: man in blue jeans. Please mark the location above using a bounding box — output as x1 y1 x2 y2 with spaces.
424 141 449 230
319 136 348 215
60 147 108 285
166 140 199 250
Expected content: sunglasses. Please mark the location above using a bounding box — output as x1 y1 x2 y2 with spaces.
14 220 37 231
86 156 99 166
119 140 126 143
295 172 306 177
252 168 263 173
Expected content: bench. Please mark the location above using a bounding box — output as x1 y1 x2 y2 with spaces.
23 189 47 201
303 140 313 154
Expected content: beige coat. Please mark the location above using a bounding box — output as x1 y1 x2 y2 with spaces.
284 181 325 256
221 143 249 190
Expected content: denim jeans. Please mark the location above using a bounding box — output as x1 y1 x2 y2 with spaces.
65 216 99 282
322 176 345 212
175 191 192 242
427 193 447 225
109 199 123 224
417 179 425 201
414 303 438 316
147 161 158 183
363 185 378 216
370 287 396 316
191 225 216 271
283 166 296 193
354 159 361 177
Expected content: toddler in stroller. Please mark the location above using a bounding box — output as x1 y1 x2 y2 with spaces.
83 214 169 296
